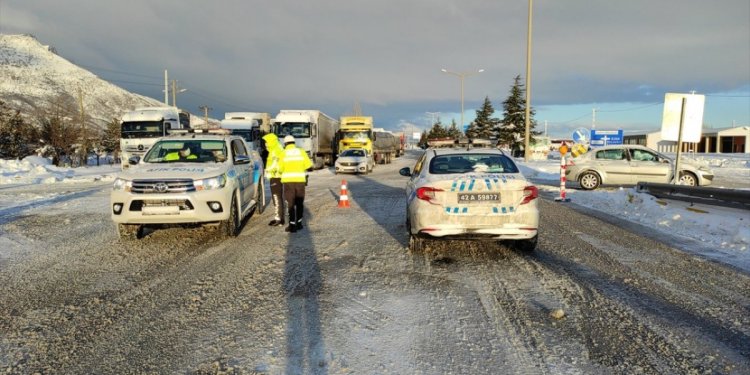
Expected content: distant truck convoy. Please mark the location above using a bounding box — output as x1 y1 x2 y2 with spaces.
372 128 400 164
271 110 340 169
337 116 374 155
119 107 190 169
220 112 271 152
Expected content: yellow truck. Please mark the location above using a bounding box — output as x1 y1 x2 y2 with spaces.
337 116 373 155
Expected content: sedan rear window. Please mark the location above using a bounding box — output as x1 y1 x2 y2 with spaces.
429 154 518 174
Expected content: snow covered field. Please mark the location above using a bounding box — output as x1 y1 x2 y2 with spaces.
1 153 748 268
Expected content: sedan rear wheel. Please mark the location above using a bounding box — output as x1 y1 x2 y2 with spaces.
579 171 601 190
514 235 537 252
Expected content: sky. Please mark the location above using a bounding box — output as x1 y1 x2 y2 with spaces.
1 0 749 138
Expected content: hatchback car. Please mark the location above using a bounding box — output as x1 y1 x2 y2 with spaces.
566 144 714 190
335 148 374 174
399 140 539 252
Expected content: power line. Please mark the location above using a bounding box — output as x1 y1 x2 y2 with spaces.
79 64 162 79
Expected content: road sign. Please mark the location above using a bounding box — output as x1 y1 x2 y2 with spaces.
590 129 623 147
661 93 704 143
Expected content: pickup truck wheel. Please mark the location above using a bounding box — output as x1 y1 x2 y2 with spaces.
117 224 141 240
220 192 239 237
254 179 265 215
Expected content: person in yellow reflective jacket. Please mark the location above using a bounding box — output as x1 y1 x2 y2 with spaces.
279 135 312 233
262 133 285 227
165 145 198 161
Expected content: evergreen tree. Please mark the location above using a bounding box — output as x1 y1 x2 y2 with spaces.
446 119 462 139
426 120 448 139
417 132 429 149
0 100 38 158
473 96 500 139
499 75 539 156
101 117 121 159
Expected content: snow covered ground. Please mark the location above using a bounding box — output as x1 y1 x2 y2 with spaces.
1 153 748 269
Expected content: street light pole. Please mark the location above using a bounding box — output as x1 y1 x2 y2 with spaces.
441 68 484 132
524 0 533 162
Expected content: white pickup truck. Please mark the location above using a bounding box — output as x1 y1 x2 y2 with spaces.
111 129 265 239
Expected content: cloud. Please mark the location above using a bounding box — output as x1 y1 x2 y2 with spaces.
3 0 749 132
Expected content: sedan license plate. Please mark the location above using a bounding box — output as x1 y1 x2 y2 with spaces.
457 193 500 203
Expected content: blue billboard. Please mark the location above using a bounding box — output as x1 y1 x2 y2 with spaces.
590 129 623 147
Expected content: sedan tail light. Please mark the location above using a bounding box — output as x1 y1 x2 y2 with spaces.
416 186 443 205
520 185 538 205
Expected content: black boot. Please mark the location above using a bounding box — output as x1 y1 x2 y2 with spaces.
268 219 283 226
295 221 303 230
285 224 297 233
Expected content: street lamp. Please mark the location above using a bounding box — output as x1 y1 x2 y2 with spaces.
523 0 534 162
441 68 484 132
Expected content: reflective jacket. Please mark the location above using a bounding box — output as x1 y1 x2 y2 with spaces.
262 134 284 179
279 144 312 183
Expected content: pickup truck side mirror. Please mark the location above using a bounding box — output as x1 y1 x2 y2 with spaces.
128 156 141 165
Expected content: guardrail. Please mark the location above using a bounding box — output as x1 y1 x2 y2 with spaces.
636 182 750 211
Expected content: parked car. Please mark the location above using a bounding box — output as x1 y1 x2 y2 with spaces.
111 129 265 239
566 144 714 190
335 148 374 174
398 139 539 252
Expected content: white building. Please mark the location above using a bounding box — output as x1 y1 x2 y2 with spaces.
623 126 750 153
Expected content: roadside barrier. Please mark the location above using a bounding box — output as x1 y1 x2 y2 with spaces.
555 155 571 202
338 179 350 208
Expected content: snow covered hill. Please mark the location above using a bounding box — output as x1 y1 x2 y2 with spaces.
0 34 164 129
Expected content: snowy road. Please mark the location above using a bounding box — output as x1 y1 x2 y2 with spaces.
0 154 749 374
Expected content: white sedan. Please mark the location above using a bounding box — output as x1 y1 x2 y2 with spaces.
399 142 539 252
335 148 375 174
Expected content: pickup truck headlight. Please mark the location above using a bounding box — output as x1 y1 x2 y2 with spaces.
195 175 227 191
113 178 132 192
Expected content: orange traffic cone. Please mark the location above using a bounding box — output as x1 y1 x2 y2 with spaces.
338 179 350 208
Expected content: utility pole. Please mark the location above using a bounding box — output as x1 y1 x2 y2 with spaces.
77 86 87 167
592 108 597 129
199 105 212 129
164 70 169 105
172 80 178 108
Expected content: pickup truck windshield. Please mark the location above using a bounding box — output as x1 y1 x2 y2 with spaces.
144 140 228 163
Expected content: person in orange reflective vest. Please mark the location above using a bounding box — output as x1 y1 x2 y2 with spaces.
278 135 313 233
262 133 285 227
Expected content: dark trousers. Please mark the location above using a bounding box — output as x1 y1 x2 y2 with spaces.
269 177 284 221
283 182 306 224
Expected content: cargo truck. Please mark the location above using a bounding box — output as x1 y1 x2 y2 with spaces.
372 128 400 164
337 116 374 155
220 112 271 152
119 107 190 169
271 110 340 169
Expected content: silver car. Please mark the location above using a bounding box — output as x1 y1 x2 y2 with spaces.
335 148 375 174
566 144 714 190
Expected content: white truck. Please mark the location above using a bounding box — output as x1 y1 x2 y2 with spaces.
111 129 265 239
119 107 191 169
271 110 340 169
219 112 271 152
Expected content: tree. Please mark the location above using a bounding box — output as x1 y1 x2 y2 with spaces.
472 96 500 139
36 95 81 166
0 100 38 159
446 119 462 139
426 120 448 140
101 117 121 163
499 75 540 156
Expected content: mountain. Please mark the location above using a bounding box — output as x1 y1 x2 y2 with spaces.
0 34 164 129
